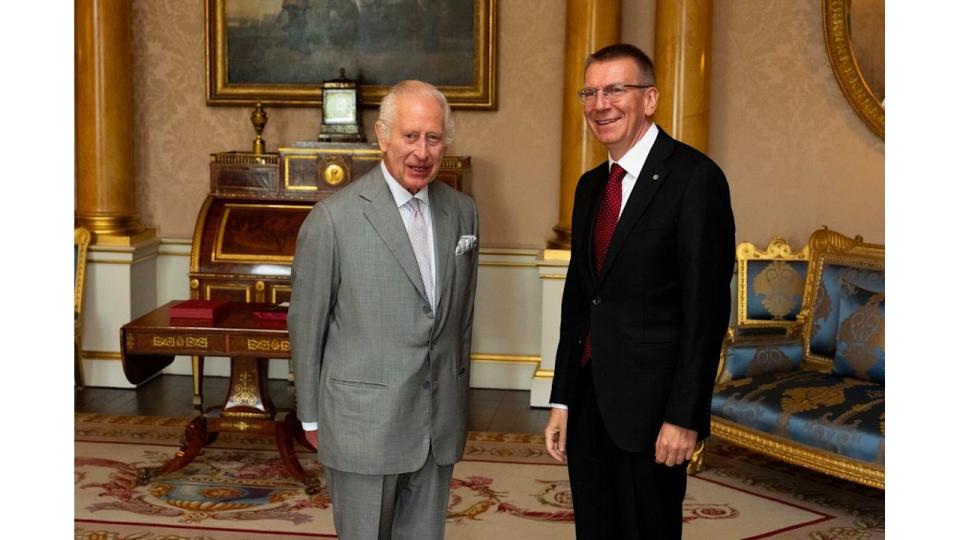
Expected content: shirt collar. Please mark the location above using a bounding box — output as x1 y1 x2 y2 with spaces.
381 161 430 209
609 123 659 178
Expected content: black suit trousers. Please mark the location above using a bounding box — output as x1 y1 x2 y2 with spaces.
567 364 687 540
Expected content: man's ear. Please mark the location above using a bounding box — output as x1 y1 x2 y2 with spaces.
374 121 388 152
644 87 660 117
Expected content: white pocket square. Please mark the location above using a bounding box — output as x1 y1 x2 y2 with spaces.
455 235 477 256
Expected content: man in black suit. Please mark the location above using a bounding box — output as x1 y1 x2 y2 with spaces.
543 43 735 539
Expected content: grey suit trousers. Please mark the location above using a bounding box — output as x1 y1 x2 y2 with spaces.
325 448 453 540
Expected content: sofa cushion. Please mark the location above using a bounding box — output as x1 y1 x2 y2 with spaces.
833 285 885 383
721 340 804 383
712 370 884 465
809 265 884 359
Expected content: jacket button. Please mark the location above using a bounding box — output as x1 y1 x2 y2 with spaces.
422 381 430 390
592 297 601 306
422 304 431 313
458 366 466 375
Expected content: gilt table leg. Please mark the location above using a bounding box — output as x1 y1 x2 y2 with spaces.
137 416 209 486
191 355 204 410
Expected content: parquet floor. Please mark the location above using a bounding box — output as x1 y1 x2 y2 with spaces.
74 374 551 434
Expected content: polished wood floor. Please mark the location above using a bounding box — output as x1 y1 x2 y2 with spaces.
74 374 551 434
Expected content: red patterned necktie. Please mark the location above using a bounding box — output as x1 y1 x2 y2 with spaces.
580 163 627 366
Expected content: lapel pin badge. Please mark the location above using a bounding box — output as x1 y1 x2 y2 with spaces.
652 174 660 181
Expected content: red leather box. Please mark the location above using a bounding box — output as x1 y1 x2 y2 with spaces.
169 299 229 320
253 305 288 321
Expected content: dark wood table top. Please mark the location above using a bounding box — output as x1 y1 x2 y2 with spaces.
123 300 288 334
120 301 290 384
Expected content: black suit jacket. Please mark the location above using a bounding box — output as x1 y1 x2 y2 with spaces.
549 127 735 453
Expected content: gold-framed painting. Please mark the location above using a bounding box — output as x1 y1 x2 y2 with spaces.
205 0 497 109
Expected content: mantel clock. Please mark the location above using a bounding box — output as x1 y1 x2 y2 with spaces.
318 68 365 143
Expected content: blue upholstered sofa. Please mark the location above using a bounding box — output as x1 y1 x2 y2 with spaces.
705 229 884 489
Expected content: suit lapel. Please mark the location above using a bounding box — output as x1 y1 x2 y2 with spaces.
579 167 607 287
597 129 675 285
360 169 429 303
430 182 456 315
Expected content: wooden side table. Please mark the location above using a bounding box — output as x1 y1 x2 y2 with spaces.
120 301 321 494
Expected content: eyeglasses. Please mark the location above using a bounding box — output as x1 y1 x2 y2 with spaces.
576 84 652 104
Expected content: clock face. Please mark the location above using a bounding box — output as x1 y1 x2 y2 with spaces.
323 89 357 125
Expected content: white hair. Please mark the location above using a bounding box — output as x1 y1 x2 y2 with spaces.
376 80 454 145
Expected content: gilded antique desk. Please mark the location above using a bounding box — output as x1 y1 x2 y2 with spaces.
120 300 321 493
182 143 470 409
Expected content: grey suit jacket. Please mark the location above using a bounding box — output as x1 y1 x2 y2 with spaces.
289 166 479 475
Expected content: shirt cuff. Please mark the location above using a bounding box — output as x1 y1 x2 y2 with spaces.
301 421 318 431
549 403 568 410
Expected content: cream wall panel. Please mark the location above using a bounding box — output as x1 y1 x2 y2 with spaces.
156 238 191 303
82 241 159 388
472 251 541 356
469 359 538 390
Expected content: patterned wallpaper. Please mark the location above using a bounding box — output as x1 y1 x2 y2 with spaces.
130 0 883 249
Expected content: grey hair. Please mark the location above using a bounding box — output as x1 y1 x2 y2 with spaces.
376 80 455 145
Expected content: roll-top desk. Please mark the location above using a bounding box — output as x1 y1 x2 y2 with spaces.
186 142 471 406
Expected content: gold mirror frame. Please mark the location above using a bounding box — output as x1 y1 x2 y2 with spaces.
823 0 884 139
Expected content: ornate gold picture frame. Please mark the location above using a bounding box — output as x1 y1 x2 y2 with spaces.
823 0 884 139
205 0 497 109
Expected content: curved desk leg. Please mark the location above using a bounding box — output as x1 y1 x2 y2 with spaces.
191 355 204 410
276 412 322 495
137 416 209 486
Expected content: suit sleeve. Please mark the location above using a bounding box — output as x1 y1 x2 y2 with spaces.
664 160 735 436
460 199 479 374
549 178 591 406
289 201 340 426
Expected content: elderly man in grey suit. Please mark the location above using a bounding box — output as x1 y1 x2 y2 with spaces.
289 80 479 540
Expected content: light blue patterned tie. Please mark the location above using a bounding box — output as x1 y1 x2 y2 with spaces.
406 198 434 309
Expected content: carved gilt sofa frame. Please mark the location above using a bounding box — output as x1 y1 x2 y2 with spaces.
704 228 885 489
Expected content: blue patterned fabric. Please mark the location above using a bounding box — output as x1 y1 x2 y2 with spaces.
745 260 807 321
722 340 803 381
712 370 884 465
809 265 884 359
833 285 885 383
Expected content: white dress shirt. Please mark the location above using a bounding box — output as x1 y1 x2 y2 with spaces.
551 124 660 411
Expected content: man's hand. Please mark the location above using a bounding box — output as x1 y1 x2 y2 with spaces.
544 408 568 463
304 429 319 452
654 422 697 466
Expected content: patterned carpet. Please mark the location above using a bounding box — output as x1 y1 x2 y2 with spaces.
75 413 883 539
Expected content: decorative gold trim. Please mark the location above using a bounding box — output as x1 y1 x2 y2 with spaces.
205 284 252 302
205 0 496 109
86 253 158 266
480 248 540 256
210 151 279 166
823 0 884 139
540 274 568 280
283 154 319 192
75 228 91 315
541 249 571 261
736 236 809 329
479 261 538 268
247 338 291 353
470 353 540 364
213 204 308 264
711 417 884 489
270 285 292 303
534 369 554 379
81 350 122 360
152 336 209 349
